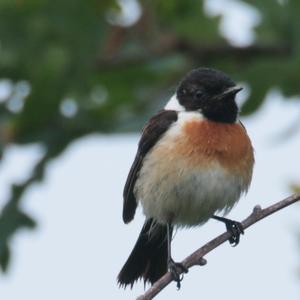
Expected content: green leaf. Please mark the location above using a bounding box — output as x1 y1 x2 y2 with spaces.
0 244 10 272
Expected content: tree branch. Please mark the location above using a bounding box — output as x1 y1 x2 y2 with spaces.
97 40 291 69
137 192 300 300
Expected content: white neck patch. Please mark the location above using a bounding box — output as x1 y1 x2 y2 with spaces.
164 94 185 112
164 93 239 124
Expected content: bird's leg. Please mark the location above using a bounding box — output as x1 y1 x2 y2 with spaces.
166 223 188 289
212 215 244 246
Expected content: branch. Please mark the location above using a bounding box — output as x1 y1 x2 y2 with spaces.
137 192 300 300
96 40 291 69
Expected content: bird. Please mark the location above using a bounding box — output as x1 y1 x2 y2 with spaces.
117 67 254 289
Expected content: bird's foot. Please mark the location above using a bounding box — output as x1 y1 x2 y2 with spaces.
168 258 188 289
225 219 244 246
213 216 244 246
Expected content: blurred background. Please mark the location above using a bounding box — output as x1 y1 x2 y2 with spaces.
0 0 300 299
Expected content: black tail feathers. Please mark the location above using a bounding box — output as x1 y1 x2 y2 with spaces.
117 219 170 288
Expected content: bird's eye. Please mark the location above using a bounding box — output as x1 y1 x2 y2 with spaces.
195 90 203 99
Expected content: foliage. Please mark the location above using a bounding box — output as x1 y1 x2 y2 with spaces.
0 0 299 271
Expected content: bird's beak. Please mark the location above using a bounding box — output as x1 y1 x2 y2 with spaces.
222 86 243 97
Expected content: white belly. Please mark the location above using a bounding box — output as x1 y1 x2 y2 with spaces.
134 155 247 227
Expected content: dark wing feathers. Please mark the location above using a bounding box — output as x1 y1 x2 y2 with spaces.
122 110 178 223
122 154 143 223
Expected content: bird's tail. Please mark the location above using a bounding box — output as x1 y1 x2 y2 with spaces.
117 219 170 288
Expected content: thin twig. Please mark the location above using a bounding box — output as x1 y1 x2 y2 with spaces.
137 192 300 300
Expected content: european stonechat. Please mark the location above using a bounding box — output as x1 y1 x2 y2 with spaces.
118 68 254 289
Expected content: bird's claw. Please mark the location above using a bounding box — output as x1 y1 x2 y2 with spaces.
225 220 244 246
213 215 244 246
168 259 188 289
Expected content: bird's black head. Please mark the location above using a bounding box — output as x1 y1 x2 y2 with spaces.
176 68 242 123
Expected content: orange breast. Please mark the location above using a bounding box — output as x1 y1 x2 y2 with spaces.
177 120 254 178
